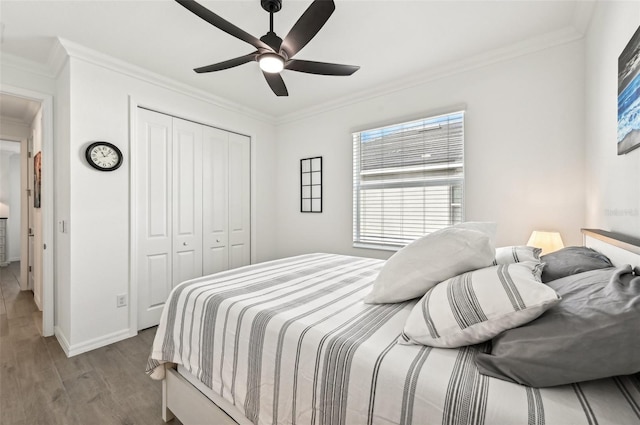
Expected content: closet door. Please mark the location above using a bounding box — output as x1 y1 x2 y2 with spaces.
202 126 229 275
172 118 203 287
136 109 174 330
228 133 251 268
136 108 250 330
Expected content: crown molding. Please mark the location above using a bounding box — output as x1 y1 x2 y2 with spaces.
275 25 585 125
46 38 69 79
57 38 276 124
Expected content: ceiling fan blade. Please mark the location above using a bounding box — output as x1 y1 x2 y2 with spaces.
280 0 335 59
285 59 359 76
175 0 271 51
262 71 288 96
194 52 258 73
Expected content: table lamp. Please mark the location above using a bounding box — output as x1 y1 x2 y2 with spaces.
527 230 564 255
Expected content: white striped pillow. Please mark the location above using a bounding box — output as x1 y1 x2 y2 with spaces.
493 246 541 265
365 227 495 304
400 262 559 348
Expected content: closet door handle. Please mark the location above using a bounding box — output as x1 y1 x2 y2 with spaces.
183 242 188 246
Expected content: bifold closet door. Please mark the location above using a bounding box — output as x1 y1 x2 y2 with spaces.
136 109 174 330
202 129 251 273
136 108 251 330
136 114 204 328
228 133 251 268
172 118 203 287
202 126 229 275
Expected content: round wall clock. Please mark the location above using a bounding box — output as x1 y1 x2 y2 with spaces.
85 142 123 171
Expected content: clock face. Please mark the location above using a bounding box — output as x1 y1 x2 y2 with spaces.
86 142 123 171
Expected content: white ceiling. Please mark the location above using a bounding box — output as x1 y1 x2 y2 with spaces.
0 0 591 119
0 92 41 125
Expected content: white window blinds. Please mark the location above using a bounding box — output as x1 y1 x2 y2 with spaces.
353 111 464 249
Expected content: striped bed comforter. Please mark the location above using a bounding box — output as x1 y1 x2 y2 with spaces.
148 253 640 425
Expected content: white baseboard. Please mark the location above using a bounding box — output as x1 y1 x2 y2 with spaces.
54 326 72 356
55 326 137 357
33 291 43 311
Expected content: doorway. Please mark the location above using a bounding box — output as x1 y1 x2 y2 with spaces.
0 88 54 336
0 140 21 268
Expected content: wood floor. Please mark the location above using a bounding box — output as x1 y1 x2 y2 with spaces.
0 262 181 425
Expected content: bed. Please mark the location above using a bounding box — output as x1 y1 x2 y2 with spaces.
147 228 640 425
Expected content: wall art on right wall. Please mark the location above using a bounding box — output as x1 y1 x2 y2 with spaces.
618 25 640 155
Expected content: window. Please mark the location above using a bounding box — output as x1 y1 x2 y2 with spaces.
352 111 464 250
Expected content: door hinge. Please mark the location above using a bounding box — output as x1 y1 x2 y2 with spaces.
43 243 47 250
28 266 32 272
28 151 32 158
27 189 32 196
29 228 33 235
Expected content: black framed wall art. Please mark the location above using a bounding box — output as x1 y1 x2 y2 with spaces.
300 156 322 213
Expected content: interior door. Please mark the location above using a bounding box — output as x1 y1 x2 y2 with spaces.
202 126 229 275
27 136 34 291
136 108 173 330
228 133 251 268
172 118 203 287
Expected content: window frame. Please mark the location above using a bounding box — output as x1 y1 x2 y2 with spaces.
352 111 465 251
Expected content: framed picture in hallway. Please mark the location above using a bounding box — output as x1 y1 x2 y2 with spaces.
618 25 640 155
34 151 41 208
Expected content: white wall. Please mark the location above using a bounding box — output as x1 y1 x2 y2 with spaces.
275 40 586 259
55 61 72 342
0 143 21 261
8 152 21 261
584 1 640 238
0 150 12 201
59 55 278 353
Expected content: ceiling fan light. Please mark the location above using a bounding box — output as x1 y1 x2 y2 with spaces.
259 53 284 73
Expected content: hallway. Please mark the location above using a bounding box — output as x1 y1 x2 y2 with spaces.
0 262 40 334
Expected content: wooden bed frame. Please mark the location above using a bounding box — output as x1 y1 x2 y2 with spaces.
582 228 640 270
162 367 241 425
160 228 640 425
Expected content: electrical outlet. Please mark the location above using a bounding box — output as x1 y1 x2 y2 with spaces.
116 294 127 308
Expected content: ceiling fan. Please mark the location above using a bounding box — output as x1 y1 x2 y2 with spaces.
175 0 360 97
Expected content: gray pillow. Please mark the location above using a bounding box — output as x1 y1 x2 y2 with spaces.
540 246 613 283
475 266 640 387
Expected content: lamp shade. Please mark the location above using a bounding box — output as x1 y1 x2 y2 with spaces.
527 231 564 255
